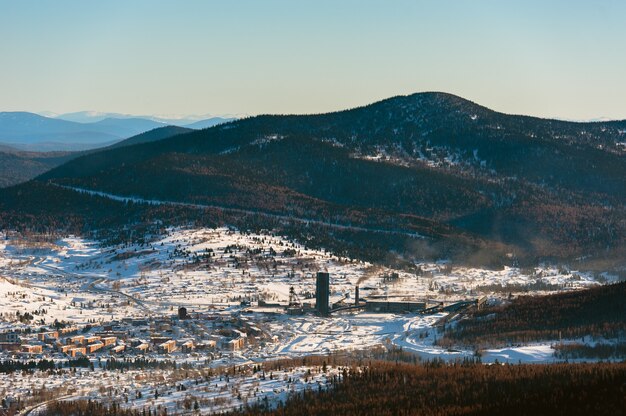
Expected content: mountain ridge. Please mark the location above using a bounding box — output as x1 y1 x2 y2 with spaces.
52 110 236 126
0 126 194 188
0 111 234 151
3 92 625 269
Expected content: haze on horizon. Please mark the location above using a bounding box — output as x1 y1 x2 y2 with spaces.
1 0 625 121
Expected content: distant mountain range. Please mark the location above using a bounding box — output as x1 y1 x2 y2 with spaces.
51 110 238 126
0 111 234 151
0 126 195 187
1 92 625 269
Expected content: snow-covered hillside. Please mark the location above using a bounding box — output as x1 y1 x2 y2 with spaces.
0 228 603 356
0 227 619 414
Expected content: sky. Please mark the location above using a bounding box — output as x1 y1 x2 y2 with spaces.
1 0 625 120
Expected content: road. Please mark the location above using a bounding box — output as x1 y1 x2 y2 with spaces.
18 395 85 416
33 259 154 315
52 183 425 239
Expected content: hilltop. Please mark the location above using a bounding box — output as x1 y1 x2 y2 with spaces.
1 92 625 268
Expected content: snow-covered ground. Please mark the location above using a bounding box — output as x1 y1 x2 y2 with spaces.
0 226 616 413
0 228 604 351
0 227 600 321
6 363 342 415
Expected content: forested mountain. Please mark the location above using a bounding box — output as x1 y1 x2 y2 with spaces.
0 126 192 188
182 116 234 129
106 126 194 149
0 150 76 188
439 281 626 348
2 92 625 268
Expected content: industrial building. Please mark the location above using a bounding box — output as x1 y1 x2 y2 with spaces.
306 272 483 318
315 272 330 316
364 300 426 313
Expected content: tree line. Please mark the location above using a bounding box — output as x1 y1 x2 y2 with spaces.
439 281 626 348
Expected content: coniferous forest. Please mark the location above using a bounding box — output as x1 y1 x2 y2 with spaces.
2 93 626 270
41 361 626 416
439 281 626 348
231 362 626 416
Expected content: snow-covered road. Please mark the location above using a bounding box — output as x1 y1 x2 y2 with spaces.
51 183 425 239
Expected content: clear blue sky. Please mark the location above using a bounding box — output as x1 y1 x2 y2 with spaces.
1 0 625 119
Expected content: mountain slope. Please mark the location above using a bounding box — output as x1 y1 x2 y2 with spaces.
0 150 76 188
0 126 192 188
106 126 193 149
3 92 625 268
183 117 233 129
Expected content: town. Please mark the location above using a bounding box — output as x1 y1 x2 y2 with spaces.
1 269 489 361
0 227 612 414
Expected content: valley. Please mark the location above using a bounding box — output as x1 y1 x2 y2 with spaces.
4 2 626 414
0 95 624 416
0 225 622 414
